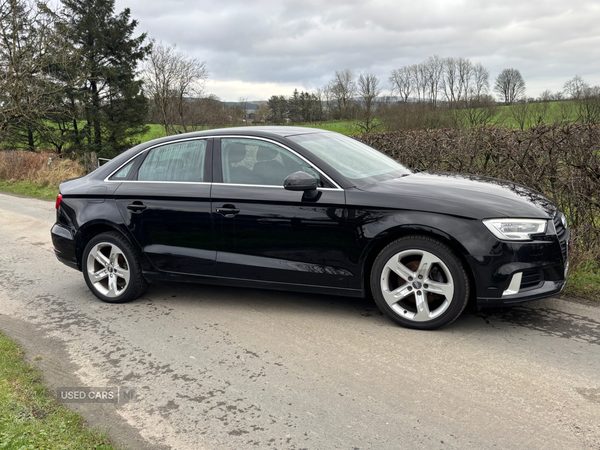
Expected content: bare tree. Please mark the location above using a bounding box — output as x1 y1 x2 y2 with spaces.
564 75 600 124
564 75 587 100
409 63 428 103
457 57 474 101
494 68 526 105
196 94 228 128
254 103 269 123
389 66 413 103
440 57 460 106
423 55 444 106
354 73 381 133
471 62 490 99
328 69 356 119
143 40 208 135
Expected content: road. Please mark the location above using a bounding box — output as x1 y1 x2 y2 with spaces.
0 192 599 449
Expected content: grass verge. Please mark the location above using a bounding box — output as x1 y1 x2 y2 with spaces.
564 261 600 300
0 180 58 201
0 330 117 449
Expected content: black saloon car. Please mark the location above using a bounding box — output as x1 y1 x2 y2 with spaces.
51 127 570 330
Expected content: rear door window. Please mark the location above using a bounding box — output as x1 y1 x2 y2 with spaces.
138 140 207 182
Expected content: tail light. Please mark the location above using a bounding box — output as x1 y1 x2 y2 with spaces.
55 194 62 210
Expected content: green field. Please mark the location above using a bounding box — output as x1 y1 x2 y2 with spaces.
492 101 579 129
136 121 358 144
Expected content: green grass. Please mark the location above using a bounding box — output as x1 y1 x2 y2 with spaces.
296 121 358 135
0 330 118 449
0 180 58 200
137 124 168 143
564 261 600 300
493 101 580 129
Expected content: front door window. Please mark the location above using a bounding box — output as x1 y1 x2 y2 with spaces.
221 138 321 186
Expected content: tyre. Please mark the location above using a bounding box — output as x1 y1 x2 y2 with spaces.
82 231 148 303
370 236 470 330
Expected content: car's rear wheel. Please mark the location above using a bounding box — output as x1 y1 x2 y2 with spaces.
370 236 470 330
82 231 147 303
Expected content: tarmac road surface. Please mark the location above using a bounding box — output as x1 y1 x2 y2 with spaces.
0 192 599 449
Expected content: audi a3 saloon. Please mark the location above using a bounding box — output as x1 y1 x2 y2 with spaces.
51 127 570 329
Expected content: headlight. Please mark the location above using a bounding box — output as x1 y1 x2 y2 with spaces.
483 218 548 241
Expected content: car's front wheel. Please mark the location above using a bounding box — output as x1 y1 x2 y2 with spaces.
370 236 470 330
82 231 147 303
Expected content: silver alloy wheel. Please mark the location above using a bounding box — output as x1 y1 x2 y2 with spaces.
86 242 131 298
380 249 454 322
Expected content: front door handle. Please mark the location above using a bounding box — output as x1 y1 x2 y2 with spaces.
216 204 240 218
127 201 147 213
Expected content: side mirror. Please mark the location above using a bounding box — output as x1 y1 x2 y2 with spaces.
284 171 319 200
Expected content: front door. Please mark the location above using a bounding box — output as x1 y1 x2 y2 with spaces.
212 137 353 288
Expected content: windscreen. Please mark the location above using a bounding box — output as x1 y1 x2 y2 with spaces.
289 132 411 186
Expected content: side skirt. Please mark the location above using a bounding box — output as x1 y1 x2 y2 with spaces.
142 270 365 298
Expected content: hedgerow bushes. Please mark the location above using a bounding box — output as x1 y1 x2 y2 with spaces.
355 124 600 265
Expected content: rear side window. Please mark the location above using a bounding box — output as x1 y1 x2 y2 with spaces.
138 140 207 182
111 159 135 180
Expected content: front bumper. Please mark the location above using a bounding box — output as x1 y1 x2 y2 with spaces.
476 279 566 308
471 216 571 308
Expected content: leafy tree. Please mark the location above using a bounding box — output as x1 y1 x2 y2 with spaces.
267 95 288 123
59 0 151 157
0 0 76 150
288 89 301 123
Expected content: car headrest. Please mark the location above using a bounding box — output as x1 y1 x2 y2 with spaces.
256 146 279 162
225 143 247 164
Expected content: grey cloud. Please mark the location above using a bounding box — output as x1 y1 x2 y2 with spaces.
116 0 600 99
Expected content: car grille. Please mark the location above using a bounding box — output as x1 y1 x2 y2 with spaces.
553 212 569 263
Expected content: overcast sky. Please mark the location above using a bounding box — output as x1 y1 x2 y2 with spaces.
115 0 600 102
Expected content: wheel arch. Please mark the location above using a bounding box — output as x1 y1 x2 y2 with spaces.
361 226 477 307
75 221 150 271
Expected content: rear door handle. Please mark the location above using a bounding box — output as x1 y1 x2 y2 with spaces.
127 201 147 213
216 204 240 217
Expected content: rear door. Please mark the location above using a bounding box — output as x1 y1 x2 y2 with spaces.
113 138 216 276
